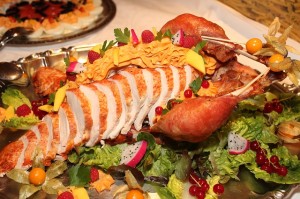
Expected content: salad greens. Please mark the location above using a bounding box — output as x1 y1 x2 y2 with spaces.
0 88 39 129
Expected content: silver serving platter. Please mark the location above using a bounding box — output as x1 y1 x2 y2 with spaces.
0 45 299 199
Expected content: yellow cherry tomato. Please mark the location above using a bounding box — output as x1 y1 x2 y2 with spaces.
268 53 284 64
246 38 263 54
29 167 46 185
126 189 144 199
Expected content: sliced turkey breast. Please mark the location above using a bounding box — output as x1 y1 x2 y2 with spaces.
0 139 24 177
108 78 128 139
22 131 38 168
85 84 112 145
36 122 52 165
80 85 100 147
148 67 171 126
134 69 154 130
65 89 92 145
184 65 193 90
57 105 72 154
15 136 28 170
42 114 59 160
169 65 180 98
118 69 143 134
94 82 117 140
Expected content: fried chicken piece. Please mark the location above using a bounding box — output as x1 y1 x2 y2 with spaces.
32 67 67 97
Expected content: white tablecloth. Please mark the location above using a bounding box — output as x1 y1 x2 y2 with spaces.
1 0 300 198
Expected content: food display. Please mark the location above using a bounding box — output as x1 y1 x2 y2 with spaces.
1 13 300 199
0 0 116 44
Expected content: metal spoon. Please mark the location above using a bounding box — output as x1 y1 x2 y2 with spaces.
0 27 34 50
0 62 23 81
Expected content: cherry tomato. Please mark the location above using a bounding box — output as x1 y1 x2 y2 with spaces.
246 38 263 54
29 167 46 185
126 189 144 199
268 54 284 64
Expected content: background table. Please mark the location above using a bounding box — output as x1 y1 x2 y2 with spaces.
1 0 299 198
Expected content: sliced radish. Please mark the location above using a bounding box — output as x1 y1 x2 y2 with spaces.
228 132 250 155
171 29 184 46
131 29 139 45
120 140 148 167
67 61 86 73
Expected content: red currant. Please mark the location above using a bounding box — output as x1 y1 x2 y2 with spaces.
263 102 273 113
189 185 201 196
250 141 260 151
155 106 163 115
195 191 206 199
197 179 207 187
213 183 225 195
261 164 273 174
256 154 266 166
273 103 283 113
189 172 199 184
270 155 279 164
200 182 210 192
201 80 209 89
256 148 267 156
184 89 193 98
277 165 288 176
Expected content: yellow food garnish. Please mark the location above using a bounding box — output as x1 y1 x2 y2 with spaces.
90 170 115 192
76 39 207 84
38 105 53 113
53 83 68 112
70 187 89 199
0 107 6 122
5 106 15 121
185 50 205 74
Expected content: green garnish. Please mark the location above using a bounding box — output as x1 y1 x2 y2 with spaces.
100 40 117 56
194 41 207 53
189 77 202 95
68 164 91 186
114 28 130 44
155 31 164 41
163 29 173 39
64 57 70 67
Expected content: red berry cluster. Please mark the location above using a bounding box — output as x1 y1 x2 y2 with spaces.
263 99 283 114
31 98 49 119
188 172 224 199
250 141 288 176
16 104 32 117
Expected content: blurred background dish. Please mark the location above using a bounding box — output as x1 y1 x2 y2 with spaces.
0 0 116 45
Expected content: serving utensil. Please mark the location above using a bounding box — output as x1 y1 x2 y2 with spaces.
0 27 34 50
0 62 30 93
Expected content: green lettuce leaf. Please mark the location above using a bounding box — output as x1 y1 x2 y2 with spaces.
68 144 124 170
1 114 40 129
209 149 256 183
1 87 31 108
